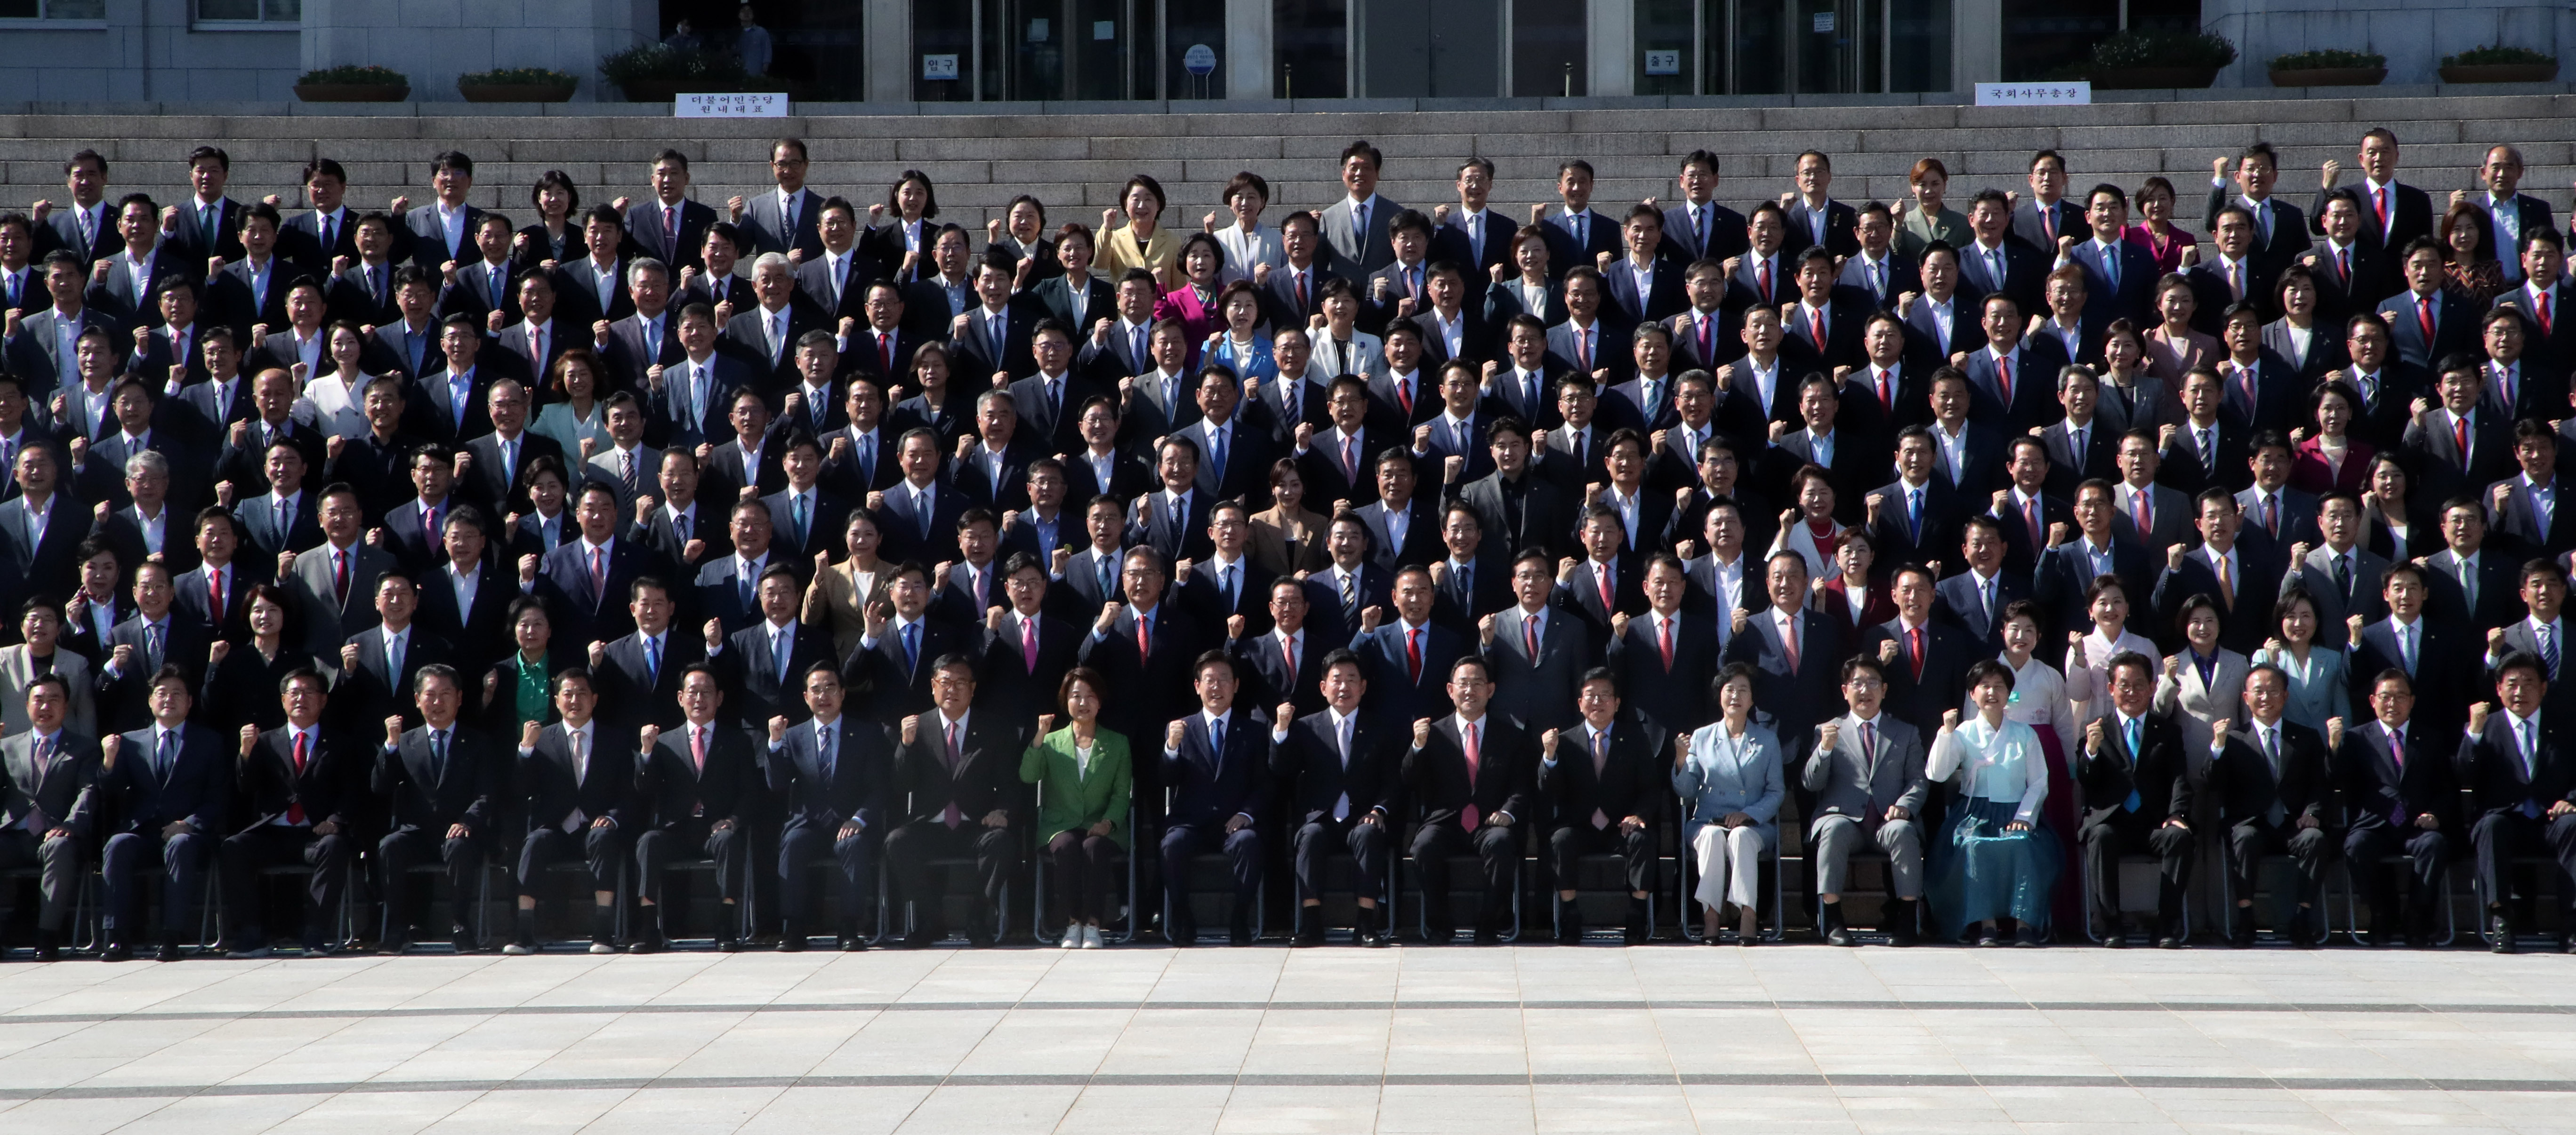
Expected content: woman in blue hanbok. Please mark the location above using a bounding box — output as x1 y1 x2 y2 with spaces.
1927 659 2061 946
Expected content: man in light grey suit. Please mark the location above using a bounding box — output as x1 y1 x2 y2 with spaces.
0 601 97 738
583 392 664 516
1485 549 1587 735
1801 655 1928 947
730 138 826 260
286 484 397 656
1318 141 1401 275
2278 492 2385 648
0 672 101 959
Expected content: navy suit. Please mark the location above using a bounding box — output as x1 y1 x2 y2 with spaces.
2378 289 2476 369
533 536 657 648
98 721 230 940
1160 709 1271 930
2068 238 2161 329
373 721 502 943
1348 620 1464 726
770 714 890 935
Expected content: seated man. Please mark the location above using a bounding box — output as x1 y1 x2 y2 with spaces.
2336 669 2455 947
883 653 1026 948
2457 651 2576 953
373 664 500 953
2208 663 2331 947
769 662 886 952
2077 651 2196 947
1538 667 1661 944
97 665 228 961
1159 651 1268 945
1270 647 1394 946
506 667 636 956
1801 655 1928 947
1401 654 1535 943
0 675 100 961
632 664 757 952
218 667 355 957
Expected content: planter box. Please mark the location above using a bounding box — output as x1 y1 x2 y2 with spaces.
459 82 576 103
2092 65 2222 90
2269 66 2385 87
618 79 692 102
295 83 410 103
2440 62 2559 83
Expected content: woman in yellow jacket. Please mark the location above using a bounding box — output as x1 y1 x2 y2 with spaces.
1020 666 1132 949
1095 174 1180 292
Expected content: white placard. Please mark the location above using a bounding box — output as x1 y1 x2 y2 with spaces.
1643 49 1681 76
922 53 960 80
675 92 788 118
1973 80 2092 106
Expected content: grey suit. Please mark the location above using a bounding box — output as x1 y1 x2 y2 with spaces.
2280 543 2386 649
584 443 664 514
1487 604 1587 735
1319 193 1403 275
1800 713 1929 898
287 541 397 656
0 645 97 738
0 728 102 930
737 187 826 260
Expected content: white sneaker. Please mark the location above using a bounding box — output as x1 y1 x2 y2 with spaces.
1081 925 1104 949
1059 924 1083 949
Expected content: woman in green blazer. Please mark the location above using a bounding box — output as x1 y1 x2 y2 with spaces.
1020 667 1131 949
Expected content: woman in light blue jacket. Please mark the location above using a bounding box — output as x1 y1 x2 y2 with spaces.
1200 280 1277 385
2249 588 2350 732
1674 663 1783 944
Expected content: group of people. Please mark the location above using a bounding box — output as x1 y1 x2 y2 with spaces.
0 121 2572 962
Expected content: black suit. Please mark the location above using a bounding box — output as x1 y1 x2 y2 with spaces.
373 722 500 944
769 714 890 938
2078 711 2196 939
2454 711 2576 933
512 721 642 906
1537 718 1664 903
1721 607 1847 753
1603 612 1718 737
1403 714 1537 937
2209 720 2333 923
881 710 1028 941
2338 719 2455 937
1932 569 2028 654
1272 709 1395 911
1859 618 1975 737
1159 710 1271 933
218 723 359 949
634 720 758 940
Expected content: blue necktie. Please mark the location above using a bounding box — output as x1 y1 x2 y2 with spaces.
903 622 920 674
2121 719 2143 812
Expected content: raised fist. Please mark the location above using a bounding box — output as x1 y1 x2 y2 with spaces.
1940 709 1961 731
2085 719 2105 755
1037 713 1059 736
521 721 542 749
1166 720 1188 751
1817 721 1840 751
1412 718 1433 748
901 715 920 745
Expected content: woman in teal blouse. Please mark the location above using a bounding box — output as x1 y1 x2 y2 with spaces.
1021 667 1131 949
480 595 560 735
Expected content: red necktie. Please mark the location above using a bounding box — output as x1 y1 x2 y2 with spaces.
1280 633 1297 679
1697 313 1714 361
589 547 606 596
1757 259 1771 300
1460 723 1482 831
1590 730 1610 829
1808 306 1825 349
1135 613 1151 662
208 571 223 623
1575 329 1592 371
2418 296 2437 344
2372 187 2389 230
287 732 307 825
2133 488 2152 534
690 725 707 771
1597 562 1613 614
1909 626 1926 680
1524 615 1539 659
1996 355 2012 406
1406 627 1423 683
332 549 349 605
2024 497 2042 553
1296 271 1309 311
665 205 678 246
1781 615 1802 671
2455 416 2470 462
1875 368 1892 409
1021 617 1038 673
1396 377 1413 415
881 332 896 373
1658 616 1674 668
2264 495 2279 537
2542 292 2556 336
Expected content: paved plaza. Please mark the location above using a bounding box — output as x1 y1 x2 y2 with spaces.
2 943 2576 1133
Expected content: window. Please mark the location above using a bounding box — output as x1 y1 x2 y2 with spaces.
0 0 108 19
195 0 298 20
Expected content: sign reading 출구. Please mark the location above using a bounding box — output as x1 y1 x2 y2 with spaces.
1974 81 2092 106
676 92 788 118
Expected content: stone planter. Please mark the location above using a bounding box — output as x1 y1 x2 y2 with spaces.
2269 66 2386 87
294 83 410 103
617 79 691 102
2440 62 2560 83
2091 65 2222 90
459 82 577 103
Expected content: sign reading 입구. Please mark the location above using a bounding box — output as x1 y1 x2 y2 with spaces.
676 92 789 118
1974 81 2092 106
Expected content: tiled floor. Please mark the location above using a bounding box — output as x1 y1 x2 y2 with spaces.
5 942 2576 1132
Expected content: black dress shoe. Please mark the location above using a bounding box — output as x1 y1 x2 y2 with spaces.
1294 919 1326 947
2101 933 2128 949
101 941 133 962
1422 924 1454 945
2491 914 2517 953
1883 899 1918 948
1554 899 1583 944
154 938 181 962
2156 935 2184 950
1230 925 1254 946
1473 928 1502 945
842 934 869 952
628 933 666 954
1624 898 1651 945
777 932 807 953
717 936 742 953
900 931 935 950
1820 904 1853 948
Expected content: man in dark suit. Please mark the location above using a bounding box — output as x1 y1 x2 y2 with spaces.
2078 651 2197 947
1347 564 1464 724
504 669 639 955
457 380 566 520
2008 150 2085 254
767 662 887 951
1446 416 1572 564
1937 516 2031 653
1957 296 2066 432
86 196 188 332
94 664 229 960
2205 144 2313 280
371 664 499 952
216 667 355 957
2338 668 2456 946
2149 489 2285 657
34 150 118 266
5 251 123 396
2304 190 2389 331
1401 654 1535 943
95 563 213 734
591 577 699 734
2068 184 2162 328
653 306 749 452
2455 653 2576 951
1839 206 1918 312
1156 653 1269 945
531 482 659 648
2210 665 2334 946
1781 150 1860 257
400 151 485 270
1270 647 1395 945
709 566 830 731
1127 437 1217 565
1538 667 1663 943
2402 356 2513 507
2350 563 2472 744
1864 428 1967 578
733 138 826 259
596 261 684 395
2033 481 2155 643
631 665 757 951
873 428 967 567
1779 247 1874 371
330 570 455 734
1861 565 1977 738
881 652 1026 948
1658 151 1749 264
1602 555 1718 738
2420 492 2525 636
1723 552 1848 756
977 552 1080 728
720 254 828 390
410 510 513 671
411 314 493 448
2381 238 2478 368
2313 131 2435 263
1955 191 2045 317
625 152 716 273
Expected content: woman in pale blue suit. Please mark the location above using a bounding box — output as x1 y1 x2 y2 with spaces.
1200 280 1277 384
2250 588 2351 732
1674 663 1783 944
530 348 612 458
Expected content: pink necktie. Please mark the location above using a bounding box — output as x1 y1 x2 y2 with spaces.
1021 617 1038 673
1460 723 1481 831
942 723 964 828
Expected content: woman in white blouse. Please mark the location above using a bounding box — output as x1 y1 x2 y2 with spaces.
1208 171 1284 286
1927 660 2061 946
1990 599 2082 932
304 320 376 440
2062 575 2159 733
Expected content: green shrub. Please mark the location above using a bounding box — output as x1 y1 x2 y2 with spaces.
459 67 578 87
2091 29 2238 69
2268 49 2384 71
599 44 743 87
2443 45 2556 67
297 64 409 86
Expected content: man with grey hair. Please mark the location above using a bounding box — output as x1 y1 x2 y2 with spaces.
92 447 193 577
720 250 818 386
595 256 680 392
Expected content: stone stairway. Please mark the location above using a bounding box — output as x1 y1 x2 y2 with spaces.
2 91 2571 236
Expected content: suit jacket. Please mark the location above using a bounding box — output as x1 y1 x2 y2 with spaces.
1801 711 1929 828
1486 604 1589 735
86 248 188 331
648 352 748 451
2033 534 2154 642
0 491 85 606
2067 236 2161 328
94 615 212 732
1860 617 1977 735
1957 340 2067 432
333 623 456 735
639 719 756 830
412 561 515 669
2209 719 2329 828
2378 289 2477 370
2497 281 2576 373
2338 718 2457 833
1163 708 1270 828
2280 543 2386 648
873 479 969 567
2200 191 2312 278
125 321 216 391
4 305 122 397
535 536 658 647
1433 208 1521 280
233 722 358 834
1270 707 1394 824
1722 605 1847 742
768 714 888 835
517 720 642 835
719 300 829 387
1127 488 1215 565
2078 710 2193 829
1427 553 1511 638
736 187 827 260
2402 407 2515 506
627 197 717 274
37 202 121 266
1403 714 1536 829
1319 194 1403 274
2419 547 2524 632
1953 239 2045 315
287 541 395 655
375 720 499 834
2150 544 2285 656
974 610 1080 727
886 709 1029 828
0 728 102 838
2155 648 2251 764
1604 610 1720 735
2454 710 2576 820
0 646 97 737
1347 620 1465 726
1447 471 1575 566
98 720 229 835
1538 716 1665 831
592 629 700 734
2471 193 2554 267
2351 615 2471 739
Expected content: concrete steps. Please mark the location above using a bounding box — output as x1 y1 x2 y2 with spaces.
2 93 2570 235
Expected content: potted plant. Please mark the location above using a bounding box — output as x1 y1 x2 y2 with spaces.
458 66 579 103
2440 45 2560 84
2268 48 2386 87
294 64 411 103
2087 28 2238 89
599 43 744 102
